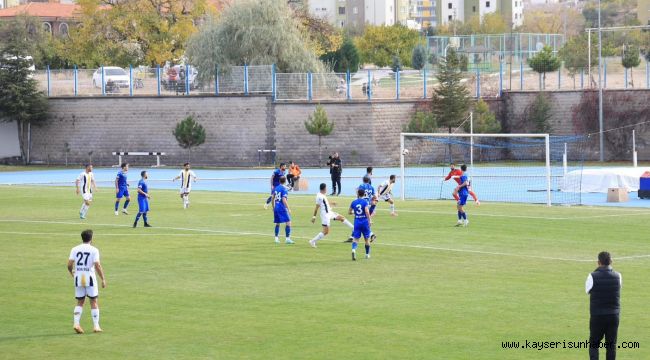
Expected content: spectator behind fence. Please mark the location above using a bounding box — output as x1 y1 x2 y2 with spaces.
287 161 301 190
327 152 342 196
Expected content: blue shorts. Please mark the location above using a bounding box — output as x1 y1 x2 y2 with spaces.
352 222 371 239
274 208 291 224
138 197 149 213
116 187 129 199
458 194 468 206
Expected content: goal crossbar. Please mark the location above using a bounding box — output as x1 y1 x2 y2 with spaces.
400 133 552 206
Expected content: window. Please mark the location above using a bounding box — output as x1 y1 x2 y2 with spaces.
448 3 452 9
59 23 69 37
448 15 452 20
339 6 345 14
486 1 490 7
42 22 52 34
472 5 476 11
353 6 358 14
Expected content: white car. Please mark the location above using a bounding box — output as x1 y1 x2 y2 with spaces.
92 67 130 88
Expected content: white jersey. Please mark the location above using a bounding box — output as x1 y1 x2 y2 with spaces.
316 192 338 226
378 180 394 197
69 243 100 288
179 170 197 190
77 172 94 194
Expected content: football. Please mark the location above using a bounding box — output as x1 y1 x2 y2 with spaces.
402 149 410 155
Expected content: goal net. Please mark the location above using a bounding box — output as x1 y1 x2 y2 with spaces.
400 133 587 205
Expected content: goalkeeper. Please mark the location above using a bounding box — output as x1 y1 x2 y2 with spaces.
444 163 480 205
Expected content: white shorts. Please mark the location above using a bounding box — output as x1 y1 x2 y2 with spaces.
180 187 192 194
82 193 93 202
320 212 339 227
74 275 98 299
379 193 392 202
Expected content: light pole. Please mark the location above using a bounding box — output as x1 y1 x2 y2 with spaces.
598 0 604 162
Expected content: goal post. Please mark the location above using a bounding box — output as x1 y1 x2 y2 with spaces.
399 132 574 206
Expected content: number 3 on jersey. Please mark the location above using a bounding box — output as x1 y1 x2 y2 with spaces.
355 204 363 215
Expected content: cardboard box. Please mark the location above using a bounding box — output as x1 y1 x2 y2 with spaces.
607 188 629 203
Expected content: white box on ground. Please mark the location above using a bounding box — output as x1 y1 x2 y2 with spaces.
607 188 629 203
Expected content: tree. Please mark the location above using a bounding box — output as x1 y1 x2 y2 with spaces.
173 116 206 162
522 7 585 37
405 111 437 133
57 0 212 68
528 45 561 90
355 24 420 68
622 44 641 87
0 15 66 68
187 0 325 81
432 48 472 132
558 34 597 88
304 105 334 165
321 37 360 73
391 55 402 73
464 100 500 133
458 54 469 72
0 23 49 164
411 44 427 71
528 93 552 133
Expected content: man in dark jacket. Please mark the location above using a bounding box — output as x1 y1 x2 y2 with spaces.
586 251 622 360
327 152 342 196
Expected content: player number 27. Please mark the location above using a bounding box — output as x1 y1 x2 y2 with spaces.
76 252 91 266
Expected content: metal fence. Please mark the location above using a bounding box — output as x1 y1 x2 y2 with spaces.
36 60 650 101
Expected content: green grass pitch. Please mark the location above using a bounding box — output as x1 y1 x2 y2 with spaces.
0 186 649 359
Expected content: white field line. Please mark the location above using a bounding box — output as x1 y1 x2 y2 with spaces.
1 219 649 263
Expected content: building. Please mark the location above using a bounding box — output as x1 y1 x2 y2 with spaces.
309 0 338 24
639 0 650 26
345 0 365 32
437 0 523 28
415 0 436 28
365 0 396 25
0 1 79 36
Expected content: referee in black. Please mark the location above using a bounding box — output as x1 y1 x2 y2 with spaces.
327 152 342 196
586 251 622 360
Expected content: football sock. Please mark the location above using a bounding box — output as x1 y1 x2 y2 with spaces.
352 242 358 251
343 219 353 229
369 204 376 215
73 306 82 325
274 225 280 237
91 309 100 327
285 225 291 238
266 196 272 204
457 211 462 220
123 200 130 209
462 212 467 220
143 213 148 224
389 204 395 213
135 213 141 224
312 232 325 243
365 244 370 255
80 203 86 215
114 201 119 211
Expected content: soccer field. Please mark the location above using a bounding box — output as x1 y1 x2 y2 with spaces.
0 187 649 359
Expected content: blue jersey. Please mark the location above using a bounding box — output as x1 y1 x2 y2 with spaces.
272 169 285 187
350 198 370 225
116 171 128 188
458 175 469 196
273 185 288 211
358 183 375 201
137 179 149 199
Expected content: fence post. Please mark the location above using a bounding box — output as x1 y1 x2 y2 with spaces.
647 62 649 89
271 64 276 102
308 72 312 101
346 69 351 101
580 68 584 89
624 68 628 89
604 60 607 88
185 65 190 95
156 65 161 96
476 68 480 98
367 69 372 101
520 61 523 90
499 61 503 97
423 68 427 99
244 63 249 96
129 64 133 96
46 65 51 97
101 65 105 96
396 67 400 100
215 64 219 96
558 62 562 90
73 65 78 96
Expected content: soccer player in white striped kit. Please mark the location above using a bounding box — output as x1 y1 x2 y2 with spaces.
173 162 198 209
67 229 106 334
309 183 354 248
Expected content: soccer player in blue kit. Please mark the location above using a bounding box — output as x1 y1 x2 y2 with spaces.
114 163 130 216
349 188 373 261
455 164 470 227
273 176 294 244
265 163 287 210
133 171 152 228
345 176 377 243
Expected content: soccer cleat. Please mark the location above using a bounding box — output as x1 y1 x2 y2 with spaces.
344 237 353 243
274 237 280 244
370 234 377 243
122 209 129 215
93 326 103 333
309 239 317 248
73 325 84 334
264 203 269 210
365 254 370 259
133 222 138 228
144 223 152 228
114 211 119 216
391 212 398 217
455 220 463 227
463 220 469 227
285 239 294 245
352 251 357 261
